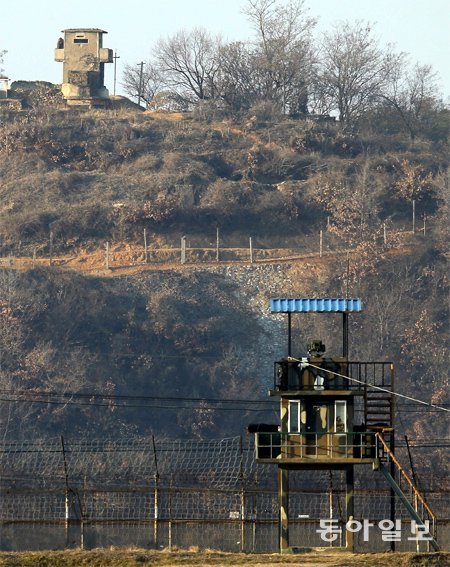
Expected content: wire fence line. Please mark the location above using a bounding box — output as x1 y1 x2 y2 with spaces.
1 436 449 552
0 218 431 271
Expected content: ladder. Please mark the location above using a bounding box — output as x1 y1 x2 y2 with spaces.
375 432 439 551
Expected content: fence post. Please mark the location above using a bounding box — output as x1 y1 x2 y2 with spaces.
319 230 323 258
383 222 387 245
181 236 186 265
152 435 159 547
252 492 256 552
49 230 54 266
32 248 37 268
240 435 245 552
412 199 416 233
216 227 220 262
423 214 426 236
81 476 86 550
105 242 110 270
144 228 148 264
61 435 72 546
168 475 173 550
249 237 253 264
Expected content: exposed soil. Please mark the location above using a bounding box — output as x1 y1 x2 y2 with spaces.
0 549 447 567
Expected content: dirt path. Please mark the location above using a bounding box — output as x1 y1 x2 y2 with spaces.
0 245 335 277
0 240 414 278
0 549 447 566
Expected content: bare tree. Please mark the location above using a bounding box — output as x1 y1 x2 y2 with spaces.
380 55 442 141
243 0 316 115
314 21 386 127
217 41 264 114
155 28 221 103
121 61 164 107
0 49 6 75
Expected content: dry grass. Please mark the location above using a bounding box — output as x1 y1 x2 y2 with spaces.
0 549 447 567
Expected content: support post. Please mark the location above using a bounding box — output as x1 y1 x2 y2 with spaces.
113 49 120 96
240 488 245 552
390 363 396 551
252 493 256 552
287 313 292 357
343 312 349 359
345 466 354 551
390 442 396 551
328 471 334 548
152 435 159 546
61 435 75 547
180 236 186 264
144 228 148 264
249 237 253 263
319 229 323 258
216 227 220 262
49 230 53 266
239 435 245 552
137 61 144 107
105 241 110 270
383 222 387 245
412 199 416 234
278 466 289 553
168 475 173 550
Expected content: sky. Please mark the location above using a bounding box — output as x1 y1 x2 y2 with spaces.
1 0 449 99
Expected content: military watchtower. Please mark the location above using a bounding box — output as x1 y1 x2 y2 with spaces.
251 298 439 553
54 28 113 107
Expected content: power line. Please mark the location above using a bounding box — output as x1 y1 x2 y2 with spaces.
301 361 450 413
0 388 448 415
0 396 278 412
0 390 276 405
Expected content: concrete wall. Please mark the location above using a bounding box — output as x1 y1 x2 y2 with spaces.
54 29 113 102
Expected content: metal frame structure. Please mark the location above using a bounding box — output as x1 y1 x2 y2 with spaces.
251 298 438 553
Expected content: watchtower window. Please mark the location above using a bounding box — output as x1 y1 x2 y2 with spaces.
74 38 89 44
334 400 347 433
288 400 306 433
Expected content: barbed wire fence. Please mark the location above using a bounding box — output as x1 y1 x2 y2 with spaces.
1 436 448 552
0 208 432 270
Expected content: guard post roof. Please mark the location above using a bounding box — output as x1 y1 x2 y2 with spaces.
270 298 363 313
62 28 108 33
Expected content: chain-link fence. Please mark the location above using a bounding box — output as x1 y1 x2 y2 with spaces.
1 436 448 552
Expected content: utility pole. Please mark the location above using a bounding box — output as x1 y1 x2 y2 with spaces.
113 50 120 96
137 61 144 107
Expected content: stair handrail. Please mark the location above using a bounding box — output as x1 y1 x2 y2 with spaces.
375 432 436 522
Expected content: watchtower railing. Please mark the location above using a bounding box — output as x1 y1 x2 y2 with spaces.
273 361 393 392
255 431 378 461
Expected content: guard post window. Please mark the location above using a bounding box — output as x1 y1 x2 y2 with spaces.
288 400 306 433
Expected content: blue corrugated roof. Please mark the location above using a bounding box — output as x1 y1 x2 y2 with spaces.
270 298 363 313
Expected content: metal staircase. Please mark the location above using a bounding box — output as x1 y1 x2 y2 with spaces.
375 432 439 551
365 392 393 429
